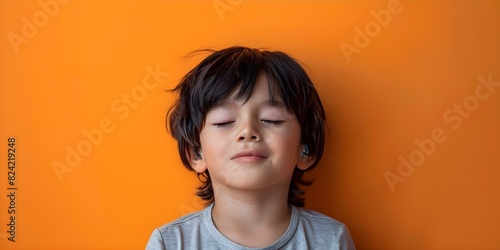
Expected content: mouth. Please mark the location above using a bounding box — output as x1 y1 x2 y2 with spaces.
231 151 268 162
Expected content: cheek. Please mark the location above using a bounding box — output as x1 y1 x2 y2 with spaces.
268 125 301 156
200 131 214 151
199 129 230 158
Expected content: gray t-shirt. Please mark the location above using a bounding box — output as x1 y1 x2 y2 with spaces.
146 204 356 250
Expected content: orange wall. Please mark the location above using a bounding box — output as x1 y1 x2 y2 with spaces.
1 0 499 249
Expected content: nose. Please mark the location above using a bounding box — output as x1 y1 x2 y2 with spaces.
236 119 262 142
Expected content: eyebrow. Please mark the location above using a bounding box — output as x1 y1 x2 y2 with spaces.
214 99 286 109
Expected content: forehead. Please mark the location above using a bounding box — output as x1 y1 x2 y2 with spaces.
220 73 285 107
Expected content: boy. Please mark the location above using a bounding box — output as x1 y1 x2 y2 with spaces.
147 46 355 249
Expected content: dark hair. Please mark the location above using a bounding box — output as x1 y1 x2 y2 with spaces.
166 46 326 207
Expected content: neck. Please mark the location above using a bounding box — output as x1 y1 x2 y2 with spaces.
210 182 292 247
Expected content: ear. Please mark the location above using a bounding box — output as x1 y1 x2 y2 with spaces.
296 144 317 170
185 147 207 173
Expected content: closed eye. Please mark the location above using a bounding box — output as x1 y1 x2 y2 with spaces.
213 121 234 128
262 120 284 125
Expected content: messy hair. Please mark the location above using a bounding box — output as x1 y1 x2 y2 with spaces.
167 46 326 207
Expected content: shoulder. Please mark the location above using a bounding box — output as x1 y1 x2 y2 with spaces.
158 209 205 231
298 207 346 230
146 208 207 250
294 207 356 249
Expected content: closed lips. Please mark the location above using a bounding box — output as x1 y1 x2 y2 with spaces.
231 151 267 159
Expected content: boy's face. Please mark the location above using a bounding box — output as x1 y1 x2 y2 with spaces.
192 73 311 192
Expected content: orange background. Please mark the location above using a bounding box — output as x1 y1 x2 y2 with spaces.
1 0 500 249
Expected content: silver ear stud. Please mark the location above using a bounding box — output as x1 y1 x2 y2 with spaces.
301 144 309 158
195 152 203 159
